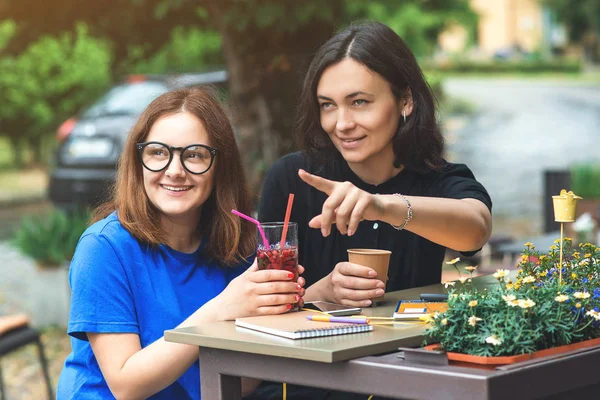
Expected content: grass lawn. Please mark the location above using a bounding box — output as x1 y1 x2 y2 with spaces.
0 138 49 202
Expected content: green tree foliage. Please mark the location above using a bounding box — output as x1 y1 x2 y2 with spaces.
0 0 202 71
1 0 477 187
0 22 111 166
128 27 223 74
543 0 600 42
543 0 600 63
347 0 477 56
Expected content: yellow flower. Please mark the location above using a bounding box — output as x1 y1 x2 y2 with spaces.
576 303 582 309
419 314 434 323
571 273 578 279
553 238 561 243
441 318 448 326
573 292 590 299
464 266 478 272
458 277 467 284
517 299 536 309
585 253 592 258
493 269 510 279
446 257 460 265
468 300 478 307
443 281 456 288
506 283 514 290
555 294 569 303
468 316 482 327
524 242 533 247
573 252 580 259
485 335 502 346
522 276 536 283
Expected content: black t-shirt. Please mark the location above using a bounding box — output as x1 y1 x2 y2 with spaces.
258 151 492 291
248 151 492 400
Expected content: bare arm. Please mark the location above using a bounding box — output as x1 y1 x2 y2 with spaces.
378 195 492 252
299 169 492 252
88 301 218 400
89 264 304 399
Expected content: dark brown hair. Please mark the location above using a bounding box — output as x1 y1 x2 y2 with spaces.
295 21 444 173
94 87 255 266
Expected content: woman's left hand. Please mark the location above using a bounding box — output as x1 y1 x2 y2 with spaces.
299 169 384 236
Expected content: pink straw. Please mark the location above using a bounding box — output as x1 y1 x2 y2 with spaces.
231 209 270 248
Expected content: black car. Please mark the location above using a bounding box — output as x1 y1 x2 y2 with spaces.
49 71 228 209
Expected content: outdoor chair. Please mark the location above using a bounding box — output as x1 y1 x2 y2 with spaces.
0 315 53 400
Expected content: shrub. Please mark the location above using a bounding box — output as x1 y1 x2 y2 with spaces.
571 163 600 198
12 209 90 267
423 59 582 75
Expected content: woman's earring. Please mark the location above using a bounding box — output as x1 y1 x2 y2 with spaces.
403 110 406 123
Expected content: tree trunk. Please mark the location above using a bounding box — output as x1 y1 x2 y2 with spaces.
26 134 44 167
7 133 25 168
209 5 341 201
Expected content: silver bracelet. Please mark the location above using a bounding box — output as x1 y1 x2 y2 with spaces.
390 193 412 230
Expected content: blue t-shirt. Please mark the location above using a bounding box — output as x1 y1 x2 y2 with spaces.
56 212 250 399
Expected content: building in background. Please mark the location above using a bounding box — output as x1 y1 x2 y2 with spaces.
438 0 569 59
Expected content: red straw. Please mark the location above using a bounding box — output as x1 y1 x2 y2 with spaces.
279 193 295 250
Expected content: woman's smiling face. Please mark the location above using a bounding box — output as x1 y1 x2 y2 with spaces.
142 112 216 226
317 58 403 171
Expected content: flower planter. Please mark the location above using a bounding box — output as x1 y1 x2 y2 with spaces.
424 337 600 368
28 263 71 328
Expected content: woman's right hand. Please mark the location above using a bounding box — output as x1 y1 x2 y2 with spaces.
326 261 385 307
215 260 304 320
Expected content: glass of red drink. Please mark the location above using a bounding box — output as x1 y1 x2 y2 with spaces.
257 222 299 309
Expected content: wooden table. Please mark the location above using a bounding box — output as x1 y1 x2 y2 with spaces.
165 275 600 399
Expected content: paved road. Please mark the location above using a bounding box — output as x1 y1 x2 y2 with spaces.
443 78 600 238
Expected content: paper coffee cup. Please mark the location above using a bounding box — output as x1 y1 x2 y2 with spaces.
347 248 391 302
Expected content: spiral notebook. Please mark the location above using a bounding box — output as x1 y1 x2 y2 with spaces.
235 311 373 340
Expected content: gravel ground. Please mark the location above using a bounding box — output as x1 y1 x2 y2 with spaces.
1 326 70 400
0 238 71 400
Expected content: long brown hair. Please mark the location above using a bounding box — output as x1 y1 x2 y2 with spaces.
94 87 256 266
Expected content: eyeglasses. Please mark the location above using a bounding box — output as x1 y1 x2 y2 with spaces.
136 141 217 175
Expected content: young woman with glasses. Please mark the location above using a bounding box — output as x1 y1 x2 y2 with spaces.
250 21 493 400
57 87 305 399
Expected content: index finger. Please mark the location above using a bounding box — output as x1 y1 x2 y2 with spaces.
298 169 336 195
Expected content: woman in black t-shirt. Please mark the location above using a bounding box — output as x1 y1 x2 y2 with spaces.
260 21 492 307
252 20 493 400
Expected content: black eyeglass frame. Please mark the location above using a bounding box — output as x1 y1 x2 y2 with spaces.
136 141 217 175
